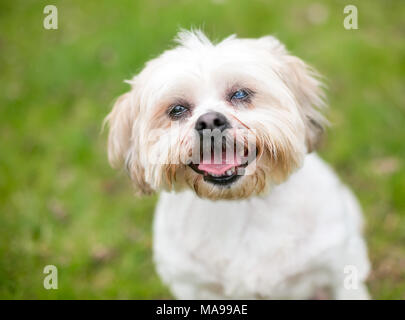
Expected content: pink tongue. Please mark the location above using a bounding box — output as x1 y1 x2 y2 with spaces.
198 153 241 175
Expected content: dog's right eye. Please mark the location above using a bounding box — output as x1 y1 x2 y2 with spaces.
168 105 189 120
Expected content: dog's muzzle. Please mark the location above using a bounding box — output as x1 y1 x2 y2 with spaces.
188 112 252 186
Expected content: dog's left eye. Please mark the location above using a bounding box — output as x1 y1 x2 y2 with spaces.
168 105 189 120
231 89 249 101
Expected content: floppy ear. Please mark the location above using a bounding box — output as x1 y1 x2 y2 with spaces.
105 92 133 168
282 54 327 152
105 91 153 195
260 36 328 152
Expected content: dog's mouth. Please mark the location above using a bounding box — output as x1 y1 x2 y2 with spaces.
188 146 255 186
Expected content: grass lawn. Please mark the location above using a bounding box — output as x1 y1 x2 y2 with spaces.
0 0 404 299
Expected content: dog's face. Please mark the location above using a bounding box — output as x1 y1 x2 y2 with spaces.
106 30 326 200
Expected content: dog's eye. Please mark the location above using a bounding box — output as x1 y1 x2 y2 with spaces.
231 89 249 101
168 105 189 120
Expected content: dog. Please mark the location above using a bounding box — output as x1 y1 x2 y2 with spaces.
105 30 371 299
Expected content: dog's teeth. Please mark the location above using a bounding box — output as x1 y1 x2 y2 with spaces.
237 167 245 175
226 170 232 176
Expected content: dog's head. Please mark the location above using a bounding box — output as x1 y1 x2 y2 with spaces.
105 30 327 200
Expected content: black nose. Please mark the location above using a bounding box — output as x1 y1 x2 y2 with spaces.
195 112 230 134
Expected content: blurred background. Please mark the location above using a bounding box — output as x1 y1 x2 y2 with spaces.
0 0 404 299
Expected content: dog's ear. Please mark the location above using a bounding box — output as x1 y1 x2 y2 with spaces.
259 36 328 152
282 55 327 152
105 90 153 195
105 92 133 168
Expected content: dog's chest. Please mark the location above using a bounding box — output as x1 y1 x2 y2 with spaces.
152 189 342 298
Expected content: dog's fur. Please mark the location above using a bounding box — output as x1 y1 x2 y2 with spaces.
105 30 370 299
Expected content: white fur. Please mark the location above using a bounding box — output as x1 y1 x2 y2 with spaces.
153 154 370 299
105 30 371 299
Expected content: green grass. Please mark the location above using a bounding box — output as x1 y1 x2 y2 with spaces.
0 0 404 299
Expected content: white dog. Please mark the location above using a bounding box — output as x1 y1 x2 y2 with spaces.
105 30 371 299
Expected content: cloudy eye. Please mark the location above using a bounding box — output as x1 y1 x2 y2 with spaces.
168 105 189 120
231 89 249 101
